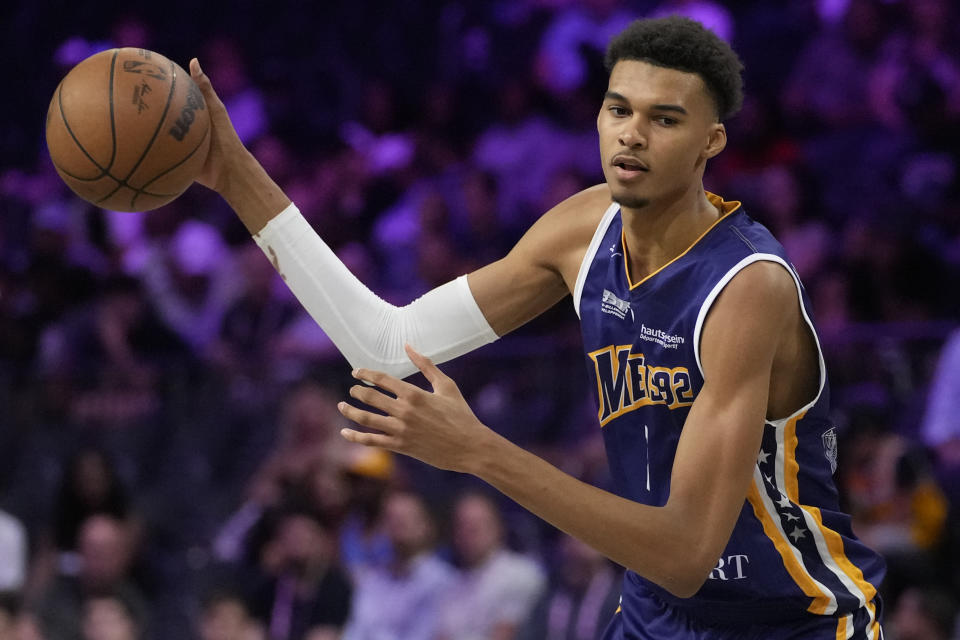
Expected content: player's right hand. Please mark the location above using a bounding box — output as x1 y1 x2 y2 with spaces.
189 58 246 193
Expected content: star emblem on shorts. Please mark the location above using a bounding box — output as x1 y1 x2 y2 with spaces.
777 494 792 509
757 449 770 465
784 512 801 522
788 526 806 542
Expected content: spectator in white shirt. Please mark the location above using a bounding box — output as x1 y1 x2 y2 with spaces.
921 328 960 501
343 490 454 640
436 492 545 640
0 510 27 592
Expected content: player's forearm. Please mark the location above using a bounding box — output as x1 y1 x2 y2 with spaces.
217 147 291 235
251 205 498 377
206 147 498 377
467 434 715 598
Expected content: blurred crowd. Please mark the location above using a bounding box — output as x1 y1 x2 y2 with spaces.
2 0 960 638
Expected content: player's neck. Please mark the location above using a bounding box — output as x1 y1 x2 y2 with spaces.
620 186 721 283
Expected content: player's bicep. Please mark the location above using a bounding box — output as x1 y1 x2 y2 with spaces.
466 186 608 335
698 262 797 385
467 250 568 337
668 263 797 569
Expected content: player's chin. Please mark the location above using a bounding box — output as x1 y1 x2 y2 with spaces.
609 185 650 210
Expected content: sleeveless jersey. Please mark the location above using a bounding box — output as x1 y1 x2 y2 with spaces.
573 194 885 631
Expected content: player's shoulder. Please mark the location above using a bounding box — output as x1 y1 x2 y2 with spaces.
545 183 613 224
724 259 796 303
708 259 798 331
530 184 612 243
511 184 612 282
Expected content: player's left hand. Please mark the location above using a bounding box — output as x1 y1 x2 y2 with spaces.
338 344 498 473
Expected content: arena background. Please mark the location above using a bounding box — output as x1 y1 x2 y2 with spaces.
2 0 960 638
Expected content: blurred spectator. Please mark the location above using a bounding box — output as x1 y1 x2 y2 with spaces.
343 490 454 640
201 37 268 146
650 0 733 43
247 508 351 640
921 329 960 500
33 275 183 427
534 0 633 95
197 589 263 640
26 448 140 607
887 586 958 640
109 14 153 50
12 613 45 640
782 0 890 130
839 415 947 603
212 379 348 565
472 79 594 224
338 80 416 180
337 447 395 576
0 512 27 592
436 492 546 640
0 594 43 640
808 267 854 345
0 593 19 640
80 592 141 640
371 185 449 301
519 535 622 640
207 244 299 397
51 450 134 557
449 169 514 269
868 0 960 144
262 380 347 491
37 516 147 640
136 220 237 352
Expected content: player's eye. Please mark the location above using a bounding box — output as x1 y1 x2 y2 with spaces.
654 116 678 126
608 105 630 117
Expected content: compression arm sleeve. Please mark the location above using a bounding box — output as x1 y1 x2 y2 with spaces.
253 203 500 379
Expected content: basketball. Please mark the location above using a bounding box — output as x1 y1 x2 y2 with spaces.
45 48 210 212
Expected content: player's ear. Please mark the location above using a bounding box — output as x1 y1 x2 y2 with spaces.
702 123 726 160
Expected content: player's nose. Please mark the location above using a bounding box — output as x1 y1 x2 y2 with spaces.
618 122 647 149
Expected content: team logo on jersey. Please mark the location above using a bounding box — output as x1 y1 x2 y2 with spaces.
601 289 633 321
588 345 695 425
822 427 838 474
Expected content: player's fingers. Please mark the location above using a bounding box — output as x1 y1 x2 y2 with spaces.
338 401 402 435
189 58 226 112
351 367 412 397
340 428 396 450
348 384 399 414
405 344 452 391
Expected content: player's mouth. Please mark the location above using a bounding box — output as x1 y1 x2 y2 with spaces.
612 155 649 180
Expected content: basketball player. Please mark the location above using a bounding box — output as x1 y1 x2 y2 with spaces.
190 16 885 639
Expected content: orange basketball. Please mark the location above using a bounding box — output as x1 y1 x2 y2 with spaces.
45 48 210 212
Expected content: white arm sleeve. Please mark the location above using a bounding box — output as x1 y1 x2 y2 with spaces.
253 203 499 378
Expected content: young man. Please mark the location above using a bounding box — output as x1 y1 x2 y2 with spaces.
190 16 885 639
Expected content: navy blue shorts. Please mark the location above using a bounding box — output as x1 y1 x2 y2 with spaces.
600 594 884 640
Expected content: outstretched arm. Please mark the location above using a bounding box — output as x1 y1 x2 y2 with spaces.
338 261 796 597
188 59 600 376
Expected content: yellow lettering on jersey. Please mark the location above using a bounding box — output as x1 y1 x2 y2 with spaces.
588 345 695 427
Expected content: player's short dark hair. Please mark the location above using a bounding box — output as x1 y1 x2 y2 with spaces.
605 16 744 121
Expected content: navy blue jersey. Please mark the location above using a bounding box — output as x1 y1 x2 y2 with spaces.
574 194 885 636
